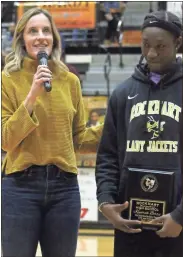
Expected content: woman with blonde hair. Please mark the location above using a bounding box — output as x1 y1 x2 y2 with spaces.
2 8 102 257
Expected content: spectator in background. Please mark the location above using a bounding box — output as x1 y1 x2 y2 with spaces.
101 2 127 45
2 24 15 65
86 110 101 127
60 33 81 81
72 29 88 46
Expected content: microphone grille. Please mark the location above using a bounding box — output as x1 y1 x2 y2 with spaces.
37 51 48 60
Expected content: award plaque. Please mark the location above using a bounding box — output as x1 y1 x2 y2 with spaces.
125 168 175 231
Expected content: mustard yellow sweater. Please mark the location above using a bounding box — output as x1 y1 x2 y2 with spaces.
2 57 102 174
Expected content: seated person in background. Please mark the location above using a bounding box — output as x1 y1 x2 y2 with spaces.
86 110 101 127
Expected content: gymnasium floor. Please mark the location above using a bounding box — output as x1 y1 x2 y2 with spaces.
36 229 114 256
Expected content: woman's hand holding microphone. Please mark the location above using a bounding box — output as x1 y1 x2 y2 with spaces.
24 65 52 114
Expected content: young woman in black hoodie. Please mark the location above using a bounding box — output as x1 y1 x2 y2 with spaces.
96 11 183 257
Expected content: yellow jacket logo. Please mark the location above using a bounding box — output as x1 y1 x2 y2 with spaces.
147 116 166 139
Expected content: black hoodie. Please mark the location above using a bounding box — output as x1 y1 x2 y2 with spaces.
96 58 183 226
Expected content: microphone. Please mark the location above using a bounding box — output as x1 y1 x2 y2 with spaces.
37 51 52 92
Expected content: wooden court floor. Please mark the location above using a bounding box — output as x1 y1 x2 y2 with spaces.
36 229 114 257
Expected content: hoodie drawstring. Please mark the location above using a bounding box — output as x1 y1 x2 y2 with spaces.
157 83 163 138
144 82 164 140
139 55 164 139
144 85 151 133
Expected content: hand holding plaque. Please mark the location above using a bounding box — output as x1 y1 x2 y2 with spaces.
100 202 142 233
124 168 175 231
151 213 183 237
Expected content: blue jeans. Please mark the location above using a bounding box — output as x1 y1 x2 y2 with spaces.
2 165 81 257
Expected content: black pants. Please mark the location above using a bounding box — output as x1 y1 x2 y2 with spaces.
105 17 119 41
114 229 183 257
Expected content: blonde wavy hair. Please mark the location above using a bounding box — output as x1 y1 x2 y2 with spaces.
4 8 68 76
